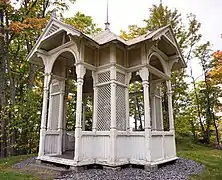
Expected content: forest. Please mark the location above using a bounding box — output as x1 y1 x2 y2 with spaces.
0 0 222 158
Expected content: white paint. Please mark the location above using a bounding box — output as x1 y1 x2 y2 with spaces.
32 17 179 168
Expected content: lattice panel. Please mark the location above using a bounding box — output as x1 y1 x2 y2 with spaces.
50 79 60 93
46 24 59 37
116 72 125 84
165 30 174 43
97 84 111 131
116 85 126 131
49 95 60 129
98 71 110 84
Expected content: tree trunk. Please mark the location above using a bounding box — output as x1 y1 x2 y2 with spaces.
26 38 36 90
190 68 208 143
0 8 7 157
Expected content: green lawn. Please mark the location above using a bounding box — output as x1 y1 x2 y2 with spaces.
0 139 221 180
177 137 222 180
0 154 38 180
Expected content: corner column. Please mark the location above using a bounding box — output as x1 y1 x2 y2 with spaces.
139 67 152 164
38 73 50 157
74 64 86 163
110 44 117 165
166 80 174 131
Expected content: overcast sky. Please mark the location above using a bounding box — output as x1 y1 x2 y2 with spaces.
64 0 222 80
64 0 222 51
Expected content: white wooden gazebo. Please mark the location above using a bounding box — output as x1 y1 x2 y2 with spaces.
27 16 185 170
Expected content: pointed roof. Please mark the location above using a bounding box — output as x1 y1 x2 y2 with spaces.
27 18 185 69
93 29 126 45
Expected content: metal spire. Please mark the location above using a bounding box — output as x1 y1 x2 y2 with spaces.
160 0 162 4
104 0 110 30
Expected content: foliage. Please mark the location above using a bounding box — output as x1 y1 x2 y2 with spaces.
209 50 222 84
0 0 100 157
121 3 222 144
65 12 101 36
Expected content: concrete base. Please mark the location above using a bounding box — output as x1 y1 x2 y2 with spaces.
144 164 158 171
30 162 71 175
35 159 42 165
103 166 121 171
70 166 87 173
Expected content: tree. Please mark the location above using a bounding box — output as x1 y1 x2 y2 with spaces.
193 42 222 144
121 4 203 137
65 12 101 36
0 0 76 157
209 50 222 84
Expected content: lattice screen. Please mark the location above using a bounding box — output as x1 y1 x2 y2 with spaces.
116 85 126 131
97 84 111 131
48 79 60 130
98 71 110 84
116 72 125 84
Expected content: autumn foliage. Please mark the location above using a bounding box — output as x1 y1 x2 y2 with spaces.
209 50 222 83
10 18 47 33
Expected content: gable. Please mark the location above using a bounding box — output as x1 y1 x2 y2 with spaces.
45 24 60 37
164 29 175 45
27 18 82 64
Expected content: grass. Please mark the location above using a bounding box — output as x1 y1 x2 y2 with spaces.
177 137 222 180
0 154 38 180
0 138 221 180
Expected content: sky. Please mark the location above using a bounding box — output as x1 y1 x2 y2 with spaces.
64 0 222 81
64 0 222 51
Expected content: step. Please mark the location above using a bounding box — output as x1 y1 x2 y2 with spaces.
29 163 72 175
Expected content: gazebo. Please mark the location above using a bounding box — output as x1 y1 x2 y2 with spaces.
27 15 185 170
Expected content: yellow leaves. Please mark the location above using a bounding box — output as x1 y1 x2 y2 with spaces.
9 18 47 34
68 95 73 100
209 50 222 84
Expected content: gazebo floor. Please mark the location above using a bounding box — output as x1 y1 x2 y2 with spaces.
52 150 74 160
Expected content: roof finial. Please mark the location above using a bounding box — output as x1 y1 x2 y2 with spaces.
160 0 162 4
104 0 110 30
52 8 57 19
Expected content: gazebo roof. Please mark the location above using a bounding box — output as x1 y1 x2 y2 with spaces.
27 17 186 69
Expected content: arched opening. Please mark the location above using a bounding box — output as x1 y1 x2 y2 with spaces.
46 51 77 158
160 82 169 131
149 55 165 73
129 72 144 131
45 50 94 159
82 70 94 131
148 54 170 132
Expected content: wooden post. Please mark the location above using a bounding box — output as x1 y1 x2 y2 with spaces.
92 71 98 133
38 73 49 157
150 83 157 131
158 85 164 131
82 96 86 131
125 72 132 132
166 80 174 131
58 80 65 155
74 64 86 162
110 44 117 165
139 67 151 164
